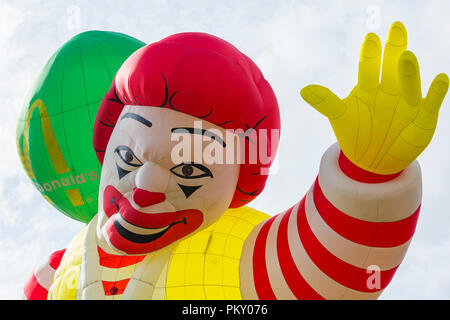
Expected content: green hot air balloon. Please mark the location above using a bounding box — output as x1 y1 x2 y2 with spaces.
16 31 145 223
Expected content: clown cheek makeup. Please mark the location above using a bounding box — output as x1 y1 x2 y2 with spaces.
96 106 240 255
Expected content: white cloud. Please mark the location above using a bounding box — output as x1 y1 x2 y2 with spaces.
1 0 450 299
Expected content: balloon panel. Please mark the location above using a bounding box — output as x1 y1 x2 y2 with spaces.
16 31 145 223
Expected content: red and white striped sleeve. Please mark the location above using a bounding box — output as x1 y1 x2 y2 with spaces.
240 143 422 300
23 249 66 300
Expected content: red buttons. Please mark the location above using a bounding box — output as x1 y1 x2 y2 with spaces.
110 286 118 295
132 188 166 207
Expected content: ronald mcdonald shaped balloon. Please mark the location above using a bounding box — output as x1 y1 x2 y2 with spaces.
21 22 450 301
16 31 145 223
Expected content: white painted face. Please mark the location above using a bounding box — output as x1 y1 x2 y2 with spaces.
96 106 241 255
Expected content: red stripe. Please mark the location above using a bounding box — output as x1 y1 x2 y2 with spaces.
297 197 398 292
98 246 145 268
313 178 420 247
338 151 402 183
276 200 324 300
253 216 277 300
24 273 48 300
102 279 130 296
48 249 66 270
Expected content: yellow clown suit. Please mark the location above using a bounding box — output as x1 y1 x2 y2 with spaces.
23 22 448 300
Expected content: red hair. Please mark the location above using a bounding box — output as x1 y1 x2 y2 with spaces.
93 32 280 207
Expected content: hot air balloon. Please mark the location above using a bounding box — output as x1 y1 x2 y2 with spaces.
16 31 145 223
21 23 449 301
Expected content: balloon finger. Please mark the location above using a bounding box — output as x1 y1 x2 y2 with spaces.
398 50 422 106
424 73 449 113
300 85 345 119
358 33 382 91
381 21 408 95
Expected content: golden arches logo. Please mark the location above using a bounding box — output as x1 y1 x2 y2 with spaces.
17 99 85 207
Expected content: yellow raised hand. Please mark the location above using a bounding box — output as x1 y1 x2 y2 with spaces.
301 21 449 175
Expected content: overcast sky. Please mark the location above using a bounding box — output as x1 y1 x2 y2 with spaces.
1 0 450 299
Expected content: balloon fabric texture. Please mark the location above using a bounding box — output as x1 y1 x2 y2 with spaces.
20 22 450 300
16 31 145 223
93 32 281 209
301 22 449 175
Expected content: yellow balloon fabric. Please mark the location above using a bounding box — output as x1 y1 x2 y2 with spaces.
300 21 449 175
29 20 448 301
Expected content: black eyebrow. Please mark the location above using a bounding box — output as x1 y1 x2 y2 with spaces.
120 113 152 127
171 127 226 147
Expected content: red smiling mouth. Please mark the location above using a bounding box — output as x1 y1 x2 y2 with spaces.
102 185 203 254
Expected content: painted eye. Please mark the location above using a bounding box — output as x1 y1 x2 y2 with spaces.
115 146 143 167
170 163 213 179
114 146 142 179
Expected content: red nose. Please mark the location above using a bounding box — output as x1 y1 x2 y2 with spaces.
132 188 166 207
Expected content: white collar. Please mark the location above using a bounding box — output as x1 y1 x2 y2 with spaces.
76 214 172 300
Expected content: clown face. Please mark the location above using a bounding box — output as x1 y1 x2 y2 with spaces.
96 105 241 255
